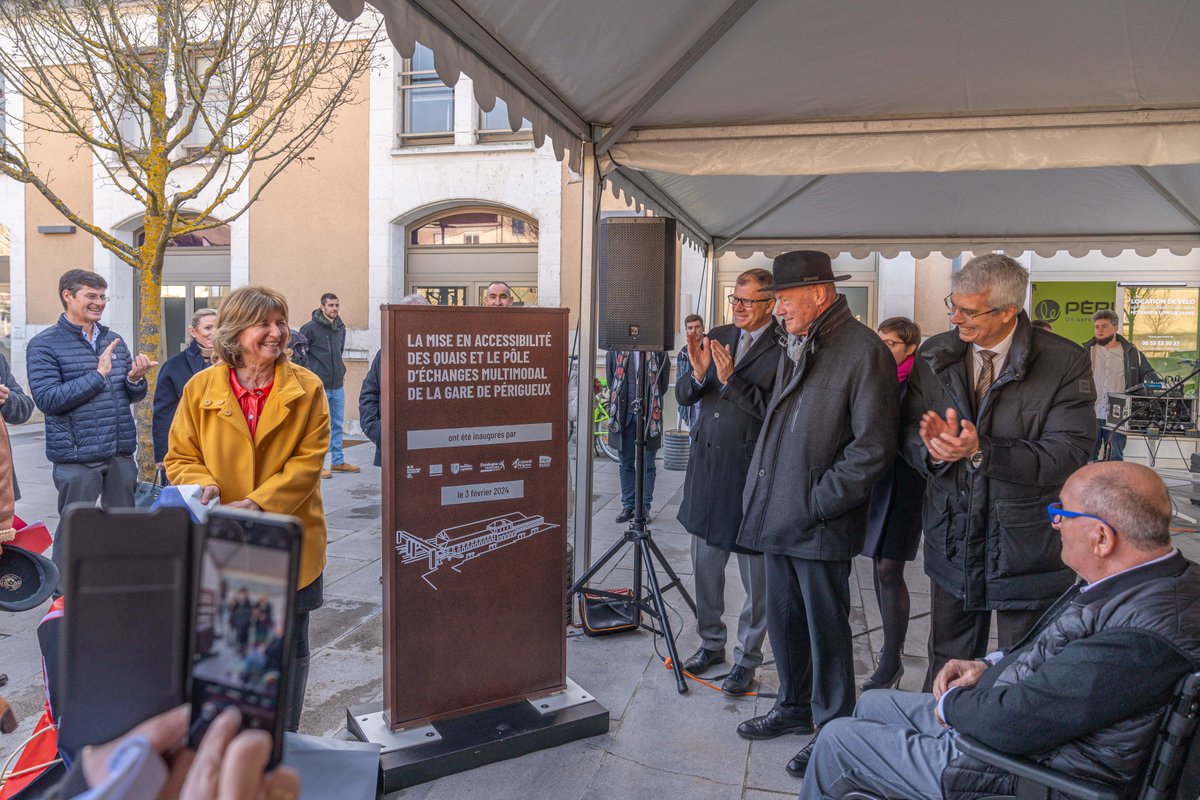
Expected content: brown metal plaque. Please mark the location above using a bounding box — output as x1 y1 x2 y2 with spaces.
381 306 569 729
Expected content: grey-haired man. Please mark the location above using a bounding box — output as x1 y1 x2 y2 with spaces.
901 253 1096 694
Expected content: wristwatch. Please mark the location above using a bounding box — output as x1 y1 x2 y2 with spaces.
968 448 984 470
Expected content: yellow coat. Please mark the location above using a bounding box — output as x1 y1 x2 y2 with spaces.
165 361 330 588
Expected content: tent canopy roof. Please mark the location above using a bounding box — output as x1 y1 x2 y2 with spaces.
334 0 1200 255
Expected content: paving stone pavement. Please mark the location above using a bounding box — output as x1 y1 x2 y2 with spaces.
3 424 1199 800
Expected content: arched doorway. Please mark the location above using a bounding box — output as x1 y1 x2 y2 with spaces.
134 220 231 356
405 207 539 305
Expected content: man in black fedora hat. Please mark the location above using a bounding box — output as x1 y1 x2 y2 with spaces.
734 250 900 779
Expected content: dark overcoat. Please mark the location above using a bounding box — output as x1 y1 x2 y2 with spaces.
900 313 1096 611
152 340 210 462
737 296 900 560
676 319 781 553
863 379 926 561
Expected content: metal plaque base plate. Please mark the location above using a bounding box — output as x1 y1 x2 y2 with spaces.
346 677 608 792
528 677 594 716
347 710 442 753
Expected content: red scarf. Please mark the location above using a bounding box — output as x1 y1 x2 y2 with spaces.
896 353 915 384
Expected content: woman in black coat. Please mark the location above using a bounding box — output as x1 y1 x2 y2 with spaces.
861 317 925 691
152 308 216 466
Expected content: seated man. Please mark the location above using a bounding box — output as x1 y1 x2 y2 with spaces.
798 461 1200 800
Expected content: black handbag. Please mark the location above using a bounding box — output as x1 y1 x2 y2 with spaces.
134 467 167 508
579 587 641 636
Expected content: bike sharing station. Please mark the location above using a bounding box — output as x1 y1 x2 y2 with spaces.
347 305 608 791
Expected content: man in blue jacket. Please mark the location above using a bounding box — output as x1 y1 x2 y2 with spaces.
27 270 156 563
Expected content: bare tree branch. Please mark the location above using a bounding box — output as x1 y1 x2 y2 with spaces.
0 0 382 477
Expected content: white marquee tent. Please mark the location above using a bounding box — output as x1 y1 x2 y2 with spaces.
329 0 1200 554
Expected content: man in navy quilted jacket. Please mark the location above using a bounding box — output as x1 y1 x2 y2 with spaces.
27 270 157 565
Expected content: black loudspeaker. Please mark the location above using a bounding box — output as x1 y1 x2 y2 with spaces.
599 217 677 352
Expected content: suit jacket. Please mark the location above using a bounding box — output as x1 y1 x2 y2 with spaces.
166 361 330 588
676 319 781 552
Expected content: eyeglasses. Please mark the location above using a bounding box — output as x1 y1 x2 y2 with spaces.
944 295 1000 319
728 295 772 309
78 293 109 303
1046 502 1118 534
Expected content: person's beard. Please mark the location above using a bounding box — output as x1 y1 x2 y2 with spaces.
1097 334 1116 346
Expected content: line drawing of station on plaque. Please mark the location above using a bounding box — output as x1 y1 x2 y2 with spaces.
395 512 559 589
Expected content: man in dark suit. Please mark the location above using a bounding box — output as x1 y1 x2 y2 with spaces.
676 268 780 696
734 252 900 780
901 254 1095 692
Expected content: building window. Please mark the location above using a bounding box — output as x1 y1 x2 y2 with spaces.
477 97 532 142
397 43 454 145
405 207 539 307
409 211 538 247
181 54 227 154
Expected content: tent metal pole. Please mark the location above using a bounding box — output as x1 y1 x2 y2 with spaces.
594 0 761 157
611 165 713 248
1131 166 1200 230
573 141 601 583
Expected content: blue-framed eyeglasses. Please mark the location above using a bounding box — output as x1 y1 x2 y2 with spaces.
1046 502 1118 533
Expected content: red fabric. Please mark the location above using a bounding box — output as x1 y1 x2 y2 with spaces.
1 598 65 800
229 370 274 439
896 353 915 384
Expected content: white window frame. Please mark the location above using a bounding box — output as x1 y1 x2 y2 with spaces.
395 45 455 147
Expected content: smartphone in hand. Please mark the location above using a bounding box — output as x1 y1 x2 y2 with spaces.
187 507 300 767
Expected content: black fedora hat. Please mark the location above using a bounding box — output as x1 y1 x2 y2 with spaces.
0 543 59 612
760 250 851 292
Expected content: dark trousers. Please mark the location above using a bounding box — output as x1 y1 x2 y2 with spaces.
922 580 1045 691
50 455 138 566
765 554 855 725
285 574 323 732
616 424 658 511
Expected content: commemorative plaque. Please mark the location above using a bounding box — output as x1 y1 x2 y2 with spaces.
380 305 569 728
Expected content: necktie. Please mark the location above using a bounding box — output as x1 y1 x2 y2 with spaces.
734 330 752 367
976 350 997 411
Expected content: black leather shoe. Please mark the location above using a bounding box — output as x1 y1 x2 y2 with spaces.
615 508 633 523
721 664 755 696
786 735 819 778
682 646 725 674
736 708 815 740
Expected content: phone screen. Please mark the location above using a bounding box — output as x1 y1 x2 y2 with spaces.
188 512 298 758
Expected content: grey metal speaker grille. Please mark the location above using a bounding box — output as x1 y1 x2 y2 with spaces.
598 218 676 351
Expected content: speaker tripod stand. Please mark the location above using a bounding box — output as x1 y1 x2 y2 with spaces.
568 353 697 693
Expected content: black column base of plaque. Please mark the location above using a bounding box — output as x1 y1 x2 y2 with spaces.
347 692 609 791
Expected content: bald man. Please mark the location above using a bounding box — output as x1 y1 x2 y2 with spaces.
484 281 514 307
795 462 1200 799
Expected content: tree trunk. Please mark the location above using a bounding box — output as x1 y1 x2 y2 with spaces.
134 257 164 482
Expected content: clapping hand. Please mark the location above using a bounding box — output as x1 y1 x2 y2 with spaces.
128 351 158 382
710 340 735 384
0 384 8 406
920 408 980 463
686 331 711 381
97 340 119 377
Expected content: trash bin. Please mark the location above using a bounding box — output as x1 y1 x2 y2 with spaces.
662 428 691 471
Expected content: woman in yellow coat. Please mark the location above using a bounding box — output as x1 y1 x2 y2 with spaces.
166 285 329 732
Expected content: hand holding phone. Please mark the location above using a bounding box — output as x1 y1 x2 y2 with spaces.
188 508 301 768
